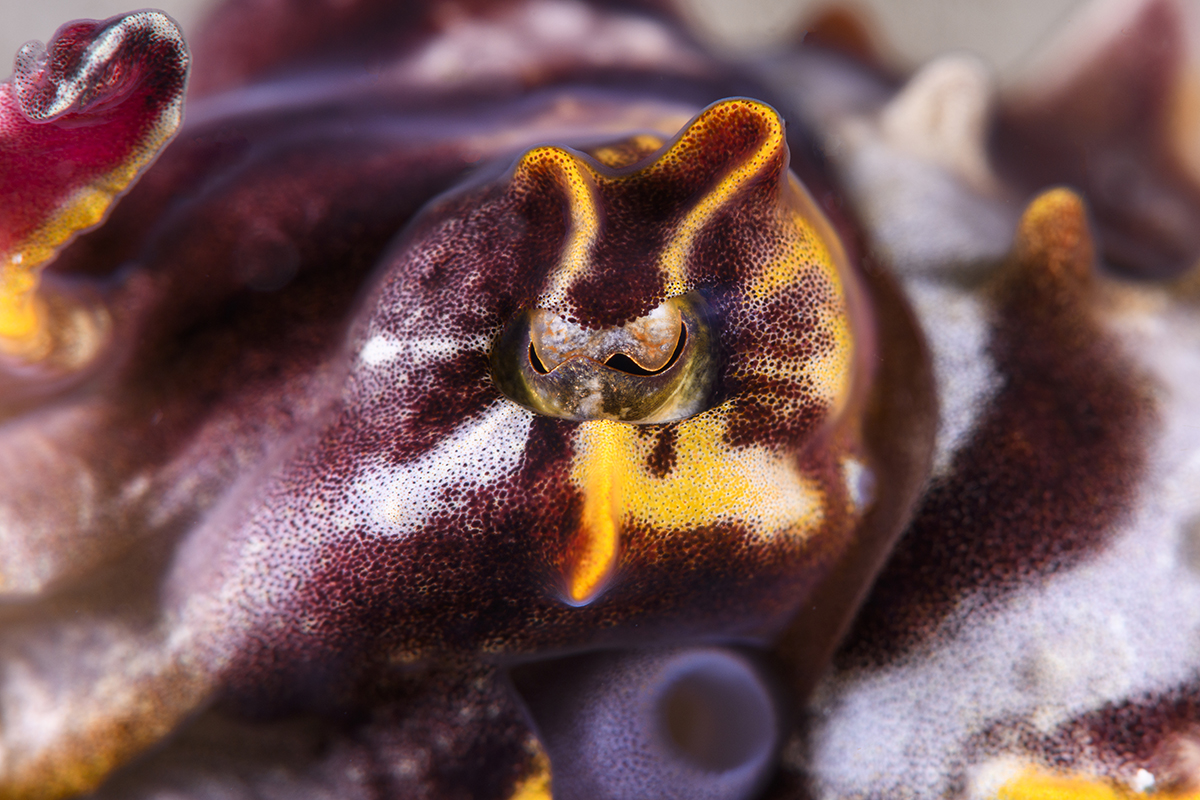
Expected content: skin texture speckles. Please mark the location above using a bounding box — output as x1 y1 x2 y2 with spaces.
838 188 1152 667
0 2 898 796
485 100 863 604
790 22 1185 785
12 0 1200 797
566 411 827 602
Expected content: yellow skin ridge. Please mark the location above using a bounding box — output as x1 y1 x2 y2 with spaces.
523 99 850 312
515 100 855 603
999 767 1200 800
515 147 601 313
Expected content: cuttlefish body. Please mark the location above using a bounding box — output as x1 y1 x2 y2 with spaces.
0 0 1197 799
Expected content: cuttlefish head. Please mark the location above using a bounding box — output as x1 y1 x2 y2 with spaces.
339 98 882 642
479 98 871 608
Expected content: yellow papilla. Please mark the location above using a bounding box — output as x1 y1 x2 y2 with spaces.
1014 186 1092 286
507 741 553 800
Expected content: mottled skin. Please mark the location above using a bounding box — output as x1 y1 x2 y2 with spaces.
0 0 1196 799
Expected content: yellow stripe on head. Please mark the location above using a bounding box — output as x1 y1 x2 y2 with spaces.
513 147 603 316
653 100 786 295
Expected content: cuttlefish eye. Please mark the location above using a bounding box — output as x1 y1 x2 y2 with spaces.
514 647 781 800
490 290 717 423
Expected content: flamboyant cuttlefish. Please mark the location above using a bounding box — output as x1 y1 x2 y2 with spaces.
0 0 1197 797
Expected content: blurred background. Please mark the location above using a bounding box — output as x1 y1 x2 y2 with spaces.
4 0 1089 82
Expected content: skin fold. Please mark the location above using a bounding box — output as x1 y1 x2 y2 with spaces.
0 0 1196 798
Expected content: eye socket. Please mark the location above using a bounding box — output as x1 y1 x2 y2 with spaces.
512 647 782 800
490 292 717 424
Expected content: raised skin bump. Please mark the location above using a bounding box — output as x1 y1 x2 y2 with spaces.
1012 187 1094 290
801 175 1162 796
654 100 792 296
834 185 1151 668
0 11 187 364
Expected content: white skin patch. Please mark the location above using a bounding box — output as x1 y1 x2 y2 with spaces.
357 331 467 370
805 287 1200 800
397 0 705 87
348 401 535 537
841 457 875 511
358 333 406 367
907 279 1004 478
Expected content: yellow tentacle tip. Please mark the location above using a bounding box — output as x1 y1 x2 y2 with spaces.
1014 187 1095 288
507 739 553 800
